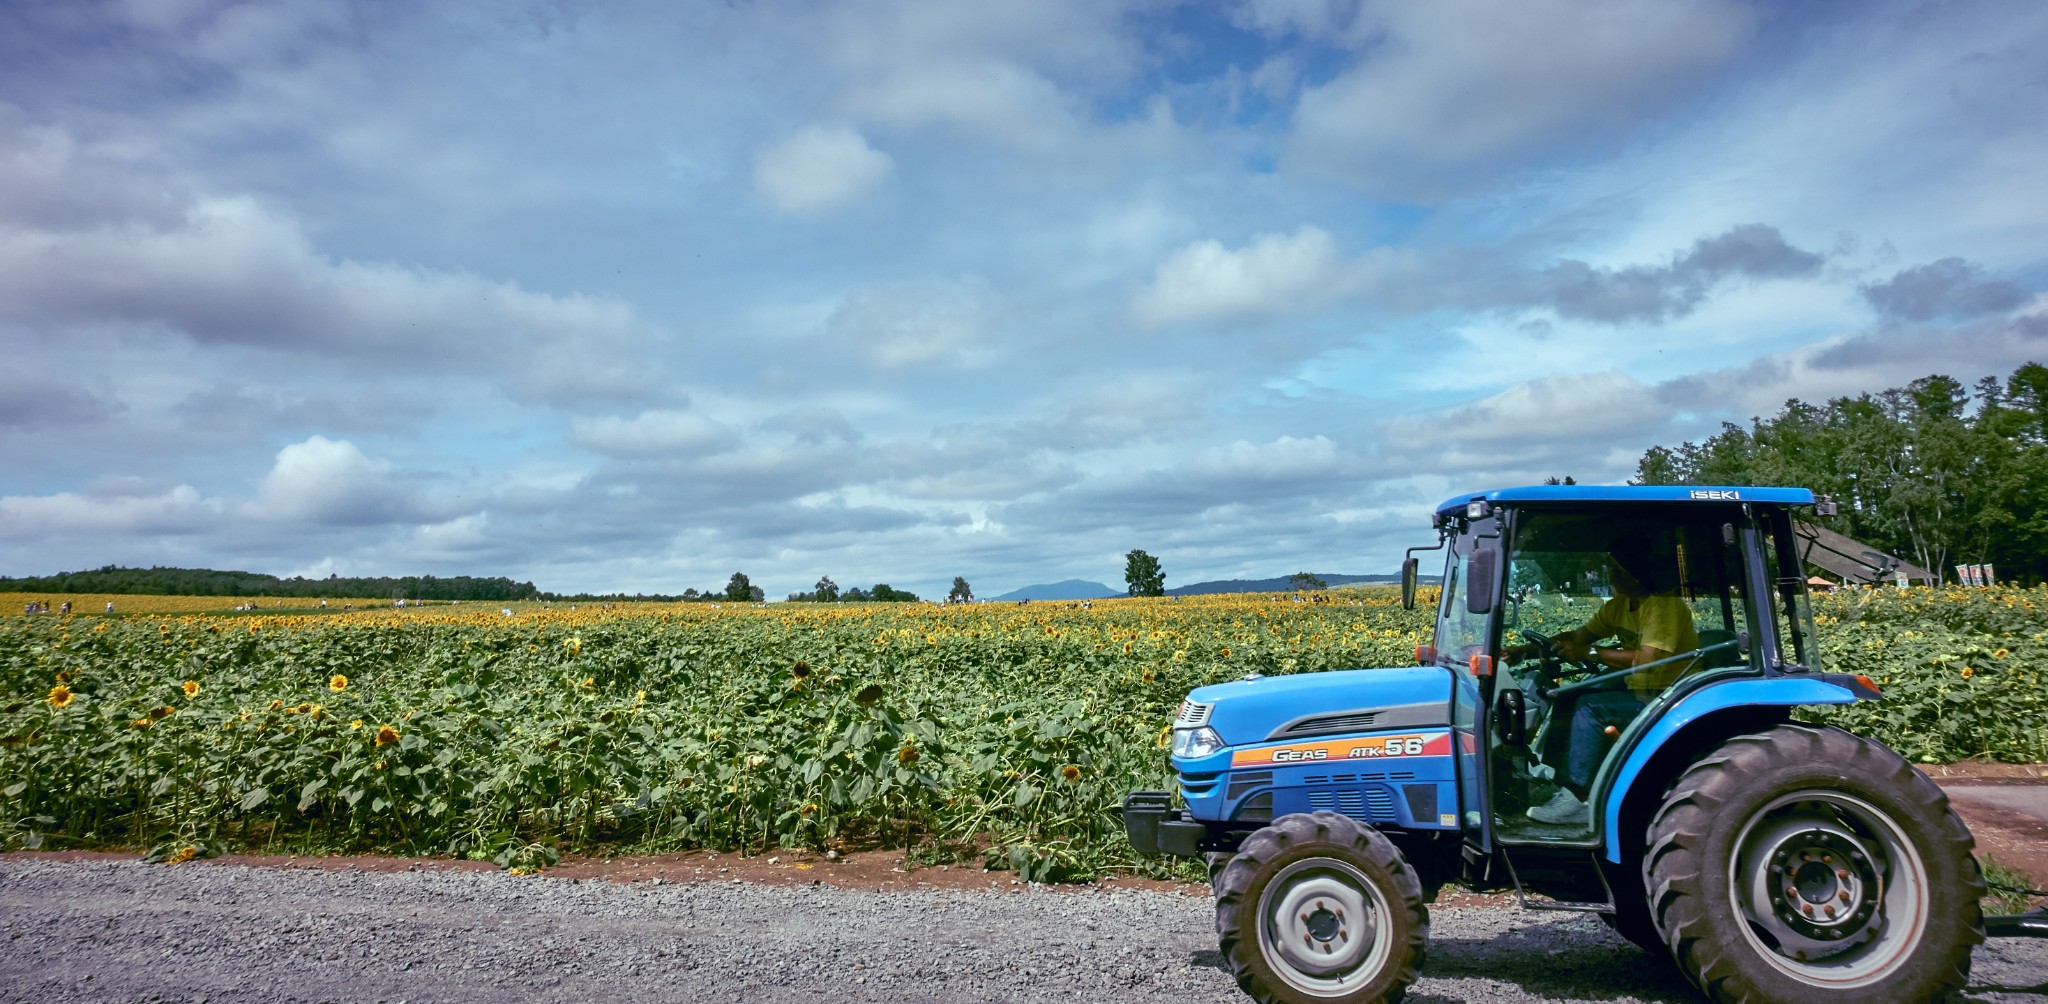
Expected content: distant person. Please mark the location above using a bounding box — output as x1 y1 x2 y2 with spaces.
105 601 114 614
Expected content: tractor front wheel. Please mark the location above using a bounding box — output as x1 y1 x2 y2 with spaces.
1645 723 1984 1002
1214 811 1428 1003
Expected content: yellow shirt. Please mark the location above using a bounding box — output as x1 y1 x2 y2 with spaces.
1580 594 1699 695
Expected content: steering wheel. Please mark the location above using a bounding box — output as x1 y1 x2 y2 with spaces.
1512 629 1601 688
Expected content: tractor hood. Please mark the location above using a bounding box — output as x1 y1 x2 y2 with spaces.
1182 665 1456 748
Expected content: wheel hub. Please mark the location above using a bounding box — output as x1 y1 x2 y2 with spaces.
1767 828 1882 946
1261 862 1384 986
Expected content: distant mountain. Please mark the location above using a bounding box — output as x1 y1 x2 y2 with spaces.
989 580 1121 601
1168 573 1399 597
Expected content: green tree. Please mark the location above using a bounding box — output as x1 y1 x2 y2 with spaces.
1288 571 1327 591
725 572 754 602
814 576 839 602
1124 549 1165 597
947 576 973 603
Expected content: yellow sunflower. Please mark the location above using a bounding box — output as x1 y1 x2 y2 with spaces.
329 674 348 692
181 680 200 698
1060 764 1083 782
374 724 400 746
47 685 74 709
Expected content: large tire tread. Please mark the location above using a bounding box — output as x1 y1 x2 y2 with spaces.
1643 723 1984 1003
1214 811 1429 1004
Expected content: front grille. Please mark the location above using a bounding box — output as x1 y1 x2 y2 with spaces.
1179 769 1222 797
1272 710 1377 737
1175 700 1214 728
1307 785 1398 822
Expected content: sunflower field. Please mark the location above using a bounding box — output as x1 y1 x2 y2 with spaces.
2 585 2043 879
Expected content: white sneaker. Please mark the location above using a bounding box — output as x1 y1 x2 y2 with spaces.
1527 789 1589 825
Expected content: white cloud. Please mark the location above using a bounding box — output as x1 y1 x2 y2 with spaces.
0 130 666 407
1287 0 1755 191
249 435 406 525
1131 227 1352 326
1189 435 1342 483
822 0 1141 149
410 512 492 559
571 410 737 457
0 484 220 537
754 125 894 216
829 277 997 369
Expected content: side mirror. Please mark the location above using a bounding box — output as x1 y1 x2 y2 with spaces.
1466 548 1496 615
1496 688 1528 747
1400 557 1419 610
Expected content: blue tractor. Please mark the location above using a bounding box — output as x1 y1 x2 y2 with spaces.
1124 485 2040 1004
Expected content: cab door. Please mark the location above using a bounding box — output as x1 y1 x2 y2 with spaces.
1427 510 1503 858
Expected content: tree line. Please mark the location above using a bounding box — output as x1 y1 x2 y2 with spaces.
784 575 922 603
1634 362 2048 585
0 565 541 601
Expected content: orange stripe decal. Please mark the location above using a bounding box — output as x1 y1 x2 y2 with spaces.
1230 730 1452 768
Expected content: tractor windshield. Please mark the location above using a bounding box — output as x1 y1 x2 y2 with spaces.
1432 512 1501 669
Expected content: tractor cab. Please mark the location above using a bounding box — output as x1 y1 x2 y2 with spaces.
1411 485 1833 856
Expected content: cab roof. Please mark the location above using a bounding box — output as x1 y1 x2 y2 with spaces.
1434 484 1815 517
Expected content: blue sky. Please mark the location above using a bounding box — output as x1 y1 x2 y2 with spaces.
2 0 2044 598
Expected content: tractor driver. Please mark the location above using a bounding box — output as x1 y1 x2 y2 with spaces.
1507 532 1698 826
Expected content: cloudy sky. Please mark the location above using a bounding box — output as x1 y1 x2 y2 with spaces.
2 0 2045 598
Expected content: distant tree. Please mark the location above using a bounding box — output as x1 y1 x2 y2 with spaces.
1542 475 1578 485
948 576 973 603
870 583 920 602
1288 571 1327 591
1124 549 1165 597
842 586 871 602
725 572 753 602
814 576 840 602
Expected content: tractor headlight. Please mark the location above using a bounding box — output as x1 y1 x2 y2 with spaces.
1171 725 1226 759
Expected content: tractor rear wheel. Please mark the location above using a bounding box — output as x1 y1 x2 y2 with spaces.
1214 811 1428 1003
1645 723 1984 1002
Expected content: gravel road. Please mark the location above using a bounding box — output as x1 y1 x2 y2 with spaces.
3 858 2043 1004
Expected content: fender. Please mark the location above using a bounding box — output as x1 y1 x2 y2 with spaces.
1602 677 1858 863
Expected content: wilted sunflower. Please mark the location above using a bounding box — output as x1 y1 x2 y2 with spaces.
579 677 595 689
897 743 919 765
853 684 885 707
181 680 200 698
800 802 818 817
564 637 582 655
350 719 364 730
329 674 348 692
149 705 175 720
1060 764 1083 782
374 724 400 746
1156 725 1172 749
46 685 74 709
790 661 812 680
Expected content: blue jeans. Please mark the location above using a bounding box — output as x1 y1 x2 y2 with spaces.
1557 690 1656 794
